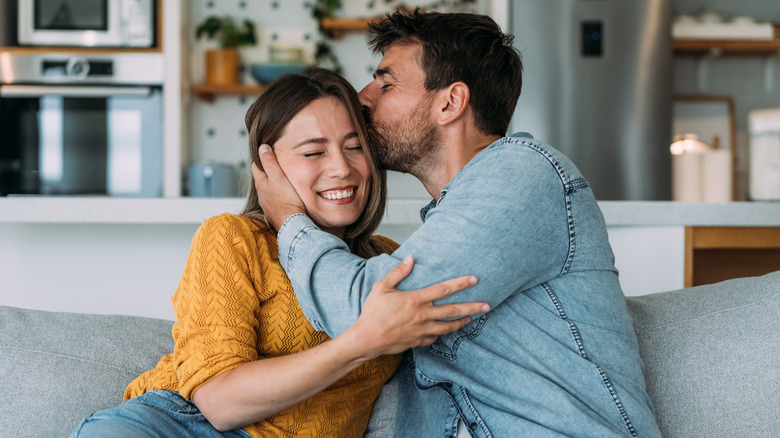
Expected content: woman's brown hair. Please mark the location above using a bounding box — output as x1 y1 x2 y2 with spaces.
240 67 391 258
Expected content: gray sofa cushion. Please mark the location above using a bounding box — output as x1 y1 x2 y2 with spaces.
627 270 780 438
0 307 174 438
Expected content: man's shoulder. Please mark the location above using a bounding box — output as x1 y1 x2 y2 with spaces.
461 134 560 178
482 133 558 158
470 134 584 185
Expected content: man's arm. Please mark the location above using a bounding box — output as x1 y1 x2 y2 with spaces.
254 144 569 338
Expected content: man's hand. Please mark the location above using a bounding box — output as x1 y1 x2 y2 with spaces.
349 255 489 359
251 145 306 231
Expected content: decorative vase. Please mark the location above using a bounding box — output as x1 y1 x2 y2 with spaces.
205 48 240 85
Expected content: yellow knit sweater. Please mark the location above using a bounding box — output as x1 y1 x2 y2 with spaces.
125 213 402 437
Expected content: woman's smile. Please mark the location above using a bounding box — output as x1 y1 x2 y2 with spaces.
319 186 357 202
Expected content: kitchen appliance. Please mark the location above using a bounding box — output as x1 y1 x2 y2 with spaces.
748 108 780 201
509 0 672 200
17 0 154 48
186 163 238 197
0 2 18 46
0 52 164 196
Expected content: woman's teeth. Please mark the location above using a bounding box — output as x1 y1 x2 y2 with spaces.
320 188 354 200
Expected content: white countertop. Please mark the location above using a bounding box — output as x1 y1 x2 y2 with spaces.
1 197 780 227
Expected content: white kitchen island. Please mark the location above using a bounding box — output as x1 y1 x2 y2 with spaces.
2 198 779 319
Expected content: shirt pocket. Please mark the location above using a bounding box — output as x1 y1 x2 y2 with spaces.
428 313 489 360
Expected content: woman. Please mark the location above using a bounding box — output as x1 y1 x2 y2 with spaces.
70 68 483 437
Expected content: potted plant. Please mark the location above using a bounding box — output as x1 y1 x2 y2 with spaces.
195 16 257 86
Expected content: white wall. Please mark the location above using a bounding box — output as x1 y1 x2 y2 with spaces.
0 223 196 320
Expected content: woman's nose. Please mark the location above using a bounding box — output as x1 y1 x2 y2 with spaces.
327 152 351 178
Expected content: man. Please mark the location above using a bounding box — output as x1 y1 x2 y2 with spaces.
253 10 661 438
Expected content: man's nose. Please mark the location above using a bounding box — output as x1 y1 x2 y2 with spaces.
357 83 376 110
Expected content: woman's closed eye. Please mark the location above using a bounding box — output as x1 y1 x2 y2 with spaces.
303 150 324 158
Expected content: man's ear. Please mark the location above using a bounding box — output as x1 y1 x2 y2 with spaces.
436 82 470 126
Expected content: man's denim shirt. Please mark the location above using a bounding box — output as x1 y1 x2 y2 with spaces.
277 134 661 437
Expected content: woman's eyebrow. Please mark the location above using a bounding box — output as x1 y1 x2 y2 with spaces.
293 132 358 148
293 137 328 148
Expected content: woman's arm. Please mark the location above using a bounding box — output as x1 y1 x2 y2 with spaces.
192 255 486 432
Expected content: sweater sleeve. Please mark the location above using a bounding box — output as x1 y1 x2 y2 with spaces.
171 214 267 400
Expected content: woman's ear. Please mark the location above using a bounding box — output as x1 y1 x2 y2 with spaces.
436 82 470 126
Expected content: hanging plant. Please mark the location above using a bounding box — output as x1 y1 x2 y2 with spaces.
311 0 344 73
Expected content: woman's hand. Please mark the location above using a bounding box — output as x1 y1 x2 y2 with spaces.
347 255 488 359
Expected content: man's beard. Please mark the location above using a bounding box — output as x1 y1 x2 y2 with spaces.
367 96 441 175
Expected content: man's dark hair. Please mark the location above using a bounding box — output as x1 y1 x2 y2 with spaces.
367 9 523 137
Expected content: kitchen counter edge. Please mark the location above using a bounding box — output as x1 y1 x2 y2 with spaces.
1 197 780 227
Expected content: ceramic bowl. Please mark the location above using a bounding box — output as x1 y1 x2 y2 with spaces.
250 63 309 85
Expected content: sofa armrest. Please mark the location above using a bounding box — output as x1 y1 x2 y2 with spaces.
627 270 780 438
0 306 174 437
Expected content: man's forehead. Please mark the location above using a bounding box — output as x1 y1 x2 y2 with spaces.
375 44 423 78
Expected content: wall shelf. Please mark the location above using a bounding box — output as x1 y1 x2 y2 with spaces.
673 38 780 55
190 83 266 102
673 38 780 92
320 17 373 38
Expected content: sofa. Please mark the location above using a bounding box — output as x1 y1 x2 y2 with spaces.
2 271 779 438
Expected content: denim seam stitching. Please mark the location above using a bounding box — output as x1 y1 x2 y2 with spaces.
286 226 315 270
520 140 583 277
592 364 639 438
542 284 638 438
520 140 571 186
457 386 492 438
427 314 489 360
561 191 576 276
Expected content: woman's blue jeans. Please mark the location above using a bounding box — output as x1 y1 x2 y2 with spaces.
69 390 251 438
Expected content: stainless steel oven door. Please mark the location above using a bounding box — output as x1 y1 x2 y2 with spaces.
0 84 162 196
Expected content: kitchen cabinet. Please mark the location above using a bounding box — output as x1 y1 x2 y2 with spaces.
685 226 780 287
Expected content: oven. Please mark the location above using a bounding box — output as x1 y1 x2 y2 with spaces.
0 52 164 196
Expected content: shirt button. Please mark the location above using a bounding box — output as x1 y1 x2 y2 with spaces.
470 422 478 430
